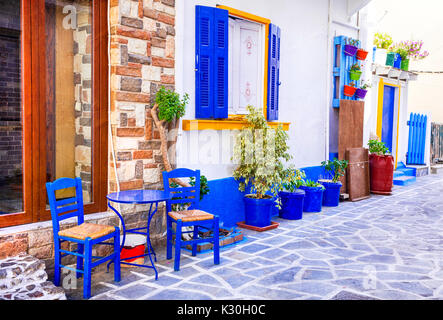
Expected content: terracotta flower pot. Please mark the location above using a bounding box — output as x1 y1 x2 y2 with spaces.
343 85 357 97
369 154 394 195
356 49 369 60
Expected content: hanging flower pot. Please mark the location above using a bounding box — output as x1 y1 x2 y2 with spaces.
343 84 357 97
355 88 368 100
356 49 369 61
385 52 395 66
401 58 410 71
349 70 362 81
344 44 358 57
393 53 402 69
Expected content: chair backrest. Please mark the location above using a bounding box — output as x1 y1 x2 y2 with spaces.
46 177 85 234
162 168 201 213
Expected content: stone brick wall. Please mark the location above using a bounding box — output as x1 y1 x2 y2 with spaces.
108 0 176 242
0 0 177 273
73 1 94 203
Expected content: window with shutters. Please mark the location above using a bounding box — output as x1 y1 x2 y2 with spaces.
228 17 265 115
187 5 289 131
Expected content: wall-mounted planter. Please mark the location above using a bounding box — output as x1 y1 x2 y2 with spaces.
393 53 402 69
343 85 357 97
319 181 342 207
386 52 395 66
356 49 369 61
349 70 362 81
299 186 324 213
374 48 388 65
243 195 274 228
355 88 368 100
279 190 305 220
401 58 410 71
344 44 358 57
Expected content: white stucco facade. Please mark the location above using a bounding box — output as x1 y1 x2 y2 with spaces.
174 0 374 180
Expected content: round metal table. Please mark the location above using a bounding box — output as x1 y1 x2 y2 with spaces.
106 190 171 280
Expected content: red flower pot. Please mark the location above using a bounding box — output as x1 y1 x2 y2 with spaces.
343 85 357 97
356 49 369 61
369 154 394 195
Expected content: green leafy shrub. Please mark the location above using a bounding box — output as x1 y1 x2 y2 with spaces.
368 139 390 155
282 169 306 193
360 81 372 90
374 33 393 50
155 87 189 123
303 180 325 189
232 105 292 200
350 63 361 72
321 158 349 183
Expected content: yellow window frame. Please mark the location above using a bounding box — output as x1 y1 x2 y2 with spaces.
183 5 289 131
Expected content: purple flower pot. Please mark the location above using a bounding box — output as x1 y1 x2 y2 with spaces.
355 88 368 100
344 45 358 57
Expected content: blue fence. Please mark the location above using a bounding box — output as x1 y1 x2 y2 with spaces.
407 113 428 165
332 36 361 108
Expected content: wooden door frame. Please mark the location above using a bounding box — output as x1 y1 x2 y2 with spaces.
0 0 108 228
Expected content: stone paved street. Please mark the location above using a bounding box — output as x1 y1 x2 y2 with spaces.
66 173 443 300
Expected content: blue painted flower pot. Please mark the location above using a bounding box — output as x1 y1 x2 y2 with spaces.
279 189 305 220
394 53 402 69
243 195 274 228
299 186 324 213
320 181 342 207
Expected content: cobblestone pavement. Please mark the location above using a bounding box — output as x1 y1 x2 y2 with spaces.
66 173 443 300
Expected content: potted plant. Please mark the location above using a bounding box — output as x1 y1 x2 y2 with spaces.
394 40 429 71
355 81 371 100
368 139 394 195
385 49 396 67
319 158 349 207
373 33 393 65
349 63 362 81
299 180 325 213
344 38 359 57
232 105 292 229
356 48 369 61
279 169 306 220
344 81 357 97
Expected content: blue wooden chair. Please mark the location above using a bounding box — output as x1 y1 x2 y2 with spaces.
163 169 220 271
46 177 121 299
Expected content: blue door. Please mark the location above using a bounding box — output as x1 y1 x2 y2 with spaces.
381 86 396 153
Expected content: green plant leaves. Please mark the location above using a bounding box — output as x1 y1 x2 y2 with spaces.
232 105 292 200
368 139 390 156
321 158 349 183
155 87 189 123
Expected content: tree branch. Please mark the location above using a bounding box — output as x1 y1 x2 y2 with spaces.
151 103 190 188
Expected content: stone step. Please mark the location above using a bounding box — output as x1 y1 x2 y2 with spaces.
393 170 405 178
0 254 66 300
431 164 443 175
397 167 416 176
393 175 417 186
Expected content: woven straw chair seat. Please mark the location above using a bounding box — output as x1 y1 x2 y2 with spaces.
58 223 116 240
168 210 214 222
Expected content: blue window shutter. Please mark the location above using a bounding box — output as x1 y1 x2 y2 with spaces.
267 24 281 121
195 5 229 119
213 8 229 119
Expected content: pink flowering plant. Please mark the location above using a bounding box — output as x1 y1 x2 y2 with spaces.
392 40 429 61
